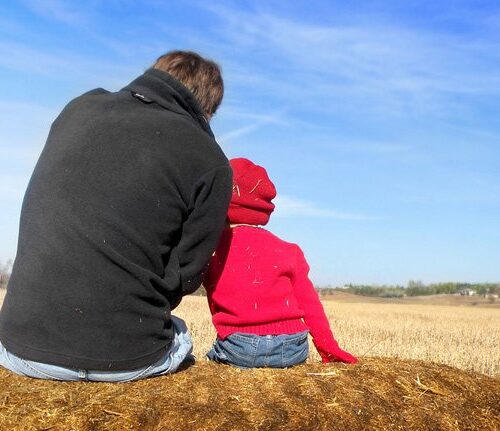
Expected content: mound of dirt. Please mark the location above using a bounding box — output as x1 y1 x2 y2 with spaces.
0 357 498 430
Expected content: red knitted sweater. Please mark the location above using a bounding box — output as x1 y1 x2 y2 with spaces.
203 225 354 362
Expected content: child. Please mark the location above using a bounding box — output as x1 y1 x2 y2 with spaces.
203 158 357 368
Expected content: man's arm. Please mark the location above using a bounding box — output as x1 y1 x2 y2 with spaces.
175 165 232 297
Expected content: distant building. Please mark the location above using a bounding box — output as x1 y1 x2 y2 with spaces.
459 289 476 296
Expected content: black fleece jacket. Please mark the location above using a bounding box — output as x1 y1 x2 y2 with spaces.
0 68 232 370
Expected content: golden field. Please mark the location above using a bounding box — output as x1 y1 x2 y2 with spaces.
175 294 500 377
0 289 498 376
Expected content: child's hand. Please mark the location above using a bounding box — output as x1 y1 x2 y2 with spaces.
321 348 358 364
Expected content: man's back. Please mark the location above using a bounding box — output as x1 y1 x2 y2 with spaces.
0 68 231 370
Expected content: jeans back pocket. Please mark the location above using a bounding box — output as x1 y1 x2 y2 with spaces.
218 333 259 368
282 331 309 367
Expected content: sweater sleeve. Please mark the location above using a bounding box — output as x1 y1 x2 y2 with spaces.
291 246 357 364
175 165 232 298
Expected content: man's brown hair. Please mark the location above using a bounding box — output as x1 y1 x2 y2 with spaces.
153 51 223 118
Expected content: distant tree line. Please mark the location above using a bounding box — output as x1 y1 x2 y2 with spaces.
317 280 500 297
2 258 498 299
0 259 13 288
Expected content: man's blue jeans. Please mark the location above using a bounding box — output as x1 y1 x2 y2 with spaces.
0 316 193 382
207 331 309 368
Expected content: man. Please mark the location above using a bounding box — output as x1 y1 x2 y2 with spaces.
0 51 232 381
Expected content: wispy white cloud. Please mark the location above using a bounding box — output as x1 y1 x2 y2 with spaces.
0 41 75 77
22 0 88 26
1 2 146 79
220 105 289 125
0 41 138 87
325 141 414 154
218 122 269 143
21 0 156 58
199 4 500 119
273 195 374 220
217 111 288 144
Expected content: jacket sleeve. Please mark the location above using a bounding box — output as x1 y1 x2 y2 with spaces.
291 245 357 364
175 165 232 297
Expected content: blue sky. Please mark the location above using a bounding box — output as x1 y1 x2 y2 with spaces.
0 0 499 285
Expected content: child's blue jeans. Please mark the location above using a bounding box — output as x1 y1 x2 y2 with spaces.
0 316 193 382
207 331 309 368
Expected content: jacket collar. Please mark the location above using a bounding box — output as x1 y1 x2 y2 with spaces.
122 68 213 137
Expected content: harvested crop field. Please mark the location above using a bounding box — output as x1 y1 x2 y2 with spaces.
0 357 499 430
175 296 500 376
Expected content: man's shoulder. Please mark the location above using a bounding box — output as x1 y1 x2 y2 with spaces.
67 88 111 106
56 88 108 112
80 88 110 97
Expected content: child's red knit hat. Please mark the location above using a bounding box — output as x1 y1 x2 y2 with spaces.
228 158 276 226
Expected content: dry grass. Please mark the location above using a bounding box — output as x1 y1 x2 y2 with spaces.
1 358 499 431
176 295 500 376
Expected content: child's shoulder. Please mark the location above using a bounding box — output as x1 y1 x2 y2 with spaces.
231 225 302 251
